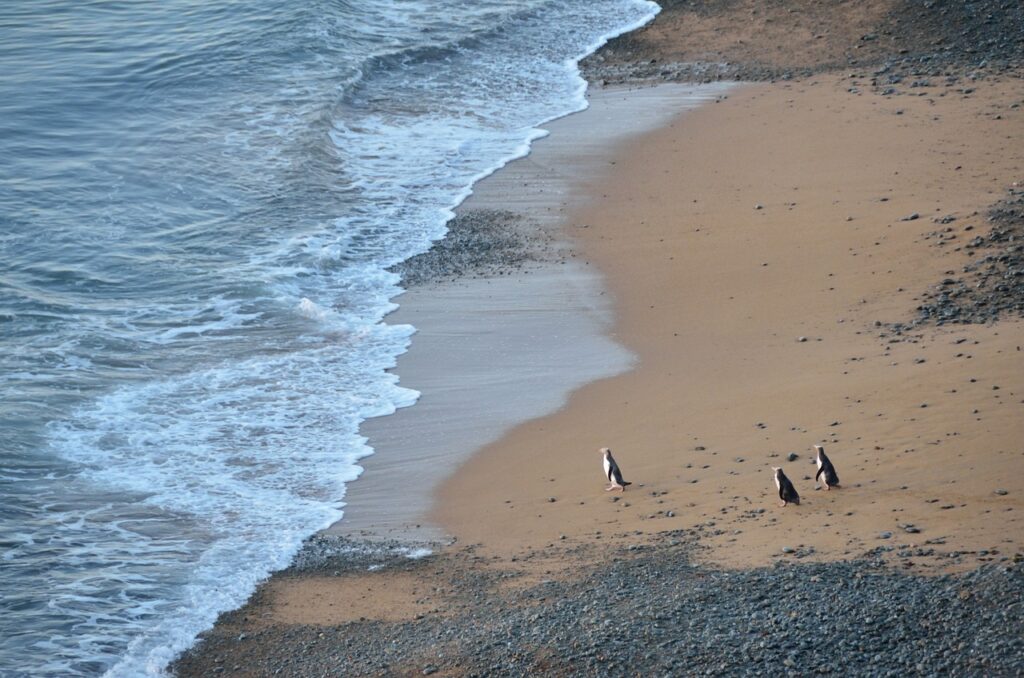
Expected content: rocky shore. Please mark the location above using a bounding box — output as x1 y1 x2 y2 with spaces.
175 533 1023 676
581 0 1024 85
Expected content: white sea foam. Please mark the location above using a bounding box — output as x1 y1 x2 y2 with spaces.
404 547 434 560
1 1 662 675
49 322 418 677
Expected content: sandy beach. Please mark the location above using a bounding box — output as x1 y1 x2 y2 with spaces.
436 75 1024 571
329 84 730 545
174 1 1023 675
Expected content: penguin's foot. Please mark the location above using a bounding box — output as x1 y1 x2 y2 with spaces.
779 501 787 507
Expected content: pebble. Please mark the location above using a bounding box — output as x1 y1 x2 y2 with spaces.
907 190 1024 328
177 537 1024 677
390 209 557 286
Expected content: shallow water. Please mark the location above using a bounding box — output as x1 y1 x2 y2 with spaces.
0 0 659 674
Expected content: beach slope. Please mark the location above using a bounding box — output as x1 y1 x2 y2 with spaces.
174 2 1024 675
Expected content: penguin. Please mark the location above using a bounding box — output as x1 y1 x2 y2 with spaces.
813 444 840 490
601 447 631 492
772 466 800 506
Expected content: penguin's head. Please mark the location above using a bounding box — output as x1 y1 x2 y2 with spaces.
814 444 825 458
771 466 782 477
600 447 611 458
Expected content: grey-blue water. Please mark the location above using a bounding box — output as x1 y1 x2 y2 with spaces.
0 0 657 674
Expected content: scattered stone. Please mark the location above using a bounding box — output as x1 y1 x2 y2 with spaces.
787 453 799 462
173 535 1024 677
995 489 1009 496
900 188 1024 329
389 209 554 286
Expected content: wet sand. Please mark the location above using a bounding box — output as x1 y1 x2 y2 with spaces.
332 84 732 544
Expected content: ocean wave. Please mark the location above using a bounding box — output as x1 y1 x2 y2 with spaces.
0 0 659 675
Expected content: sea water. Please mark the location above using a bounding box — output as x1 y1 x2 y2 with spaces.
0 0 659 675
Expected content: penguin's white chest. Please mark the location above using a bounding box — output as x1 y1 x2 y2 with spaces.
603 457 612 479
774 474 781 490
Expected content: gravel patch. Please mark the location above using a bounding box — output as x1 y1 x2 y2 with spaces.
582 0 1024 86
389 209 557 287
173 534 1024 677
914 189 1024 326
880 188 1024 336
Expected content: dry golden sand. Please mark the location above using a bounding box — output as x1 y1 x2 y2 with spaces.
433 75 1024 572
264 573 437 625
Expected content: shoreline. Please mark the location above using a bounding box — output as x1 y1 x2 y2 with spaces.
173 1 1024 673
329 82 734 545
174 74 1024 675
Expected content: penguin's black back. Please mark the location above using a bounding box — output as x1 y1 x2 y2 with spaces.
822 463 839 486
779 471 800 505
816 453 840 486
